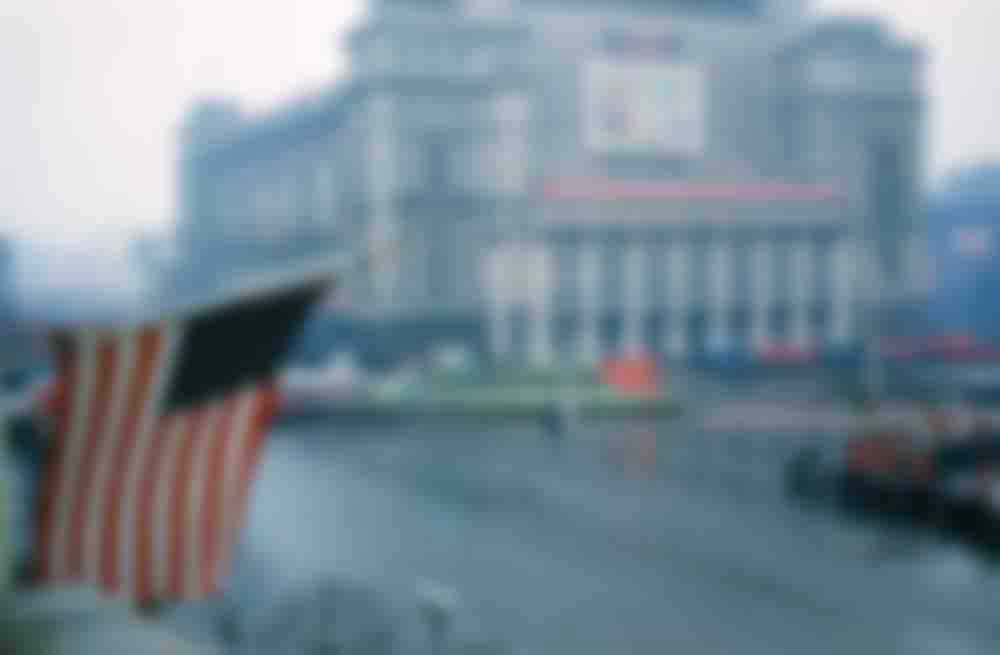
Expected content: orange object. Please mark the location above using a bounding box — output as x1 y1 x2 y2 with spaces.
600 355 660 397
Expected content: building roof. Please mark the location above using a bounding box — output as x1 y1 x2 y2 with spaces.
376 0 763 17
347 9 530 49
184 82 363 165
781 15 923 61
521 0 764 19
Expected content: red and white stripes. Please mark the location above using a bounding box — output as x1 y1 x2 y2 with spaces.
35 324 276 604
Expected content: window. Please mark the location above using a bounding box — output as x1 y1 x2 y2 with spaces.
749 240 772 345
452 140 486 193
907 232 934 294
706 240 733 352
578 244 602 313
689 238 707 313
789 241 814 305
493 93 532 126
602 240 625 312
464 46 495 76
623 243 646 312
750 241 772 310
495 134 526 194
829 239 855 305
646 242 665 311
425 137 451 191
553 241 578 313
368 134 395 194
666 241 691 312
809 57 857 95
370 38 394 75
312 160 337 229
251 185 280 243
707 240 732 313
427 225 454 304
397 141 426 192
771 240 791 306
212 172 244 241
829 239 855 344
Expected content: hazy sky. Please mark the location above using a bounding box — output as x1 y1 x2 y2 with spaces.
1 0 998 270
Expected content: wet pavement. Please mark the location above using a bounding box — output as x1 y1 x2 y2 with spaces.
9 374 1000 653
231 409 1000 655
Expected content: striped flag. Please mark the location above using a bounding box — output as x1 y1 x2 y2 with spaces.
31 272 330 605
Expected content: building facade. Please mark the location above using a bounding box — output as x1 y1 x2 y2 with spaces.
172 0 926 364
925 164 1000 342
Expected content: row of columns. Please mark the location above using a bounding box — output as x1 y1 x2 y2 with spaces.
489 237 859 365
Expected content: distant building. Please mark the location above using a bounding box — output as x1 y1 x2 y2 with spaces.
0 237 31 369
0 238 14 314
926 164 1000 341
172 0 926 364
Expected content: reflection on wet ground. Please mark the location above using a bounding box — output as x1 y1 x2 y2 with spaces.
226 415 1000 655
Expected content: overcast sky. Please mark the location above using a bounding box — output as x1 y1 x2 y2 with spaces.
1 0 998 294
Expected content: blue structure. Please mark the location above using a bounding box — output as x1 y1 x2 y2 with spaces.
926 164 1000 341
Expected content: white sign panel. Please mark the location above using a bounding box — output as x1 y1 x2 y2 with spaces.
582 57 705 156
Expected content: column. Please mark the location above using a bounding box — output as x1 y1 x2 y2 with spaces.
494 93 530 196
578 243 601 364
366 93 398 310
706 239 732 354
789 240 814 349
487 249 510 360
830 238 855 346
312 157 336 231
905 229 933 297
750 240 772 352
666 241 691 359
529 247 554 367
623 242 646 356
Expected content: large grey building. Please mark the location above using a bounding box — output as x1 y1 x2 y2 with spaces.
171 0 926 365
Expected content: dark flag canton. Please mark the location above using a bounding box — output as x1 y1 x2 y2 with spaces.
166 280 327 411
